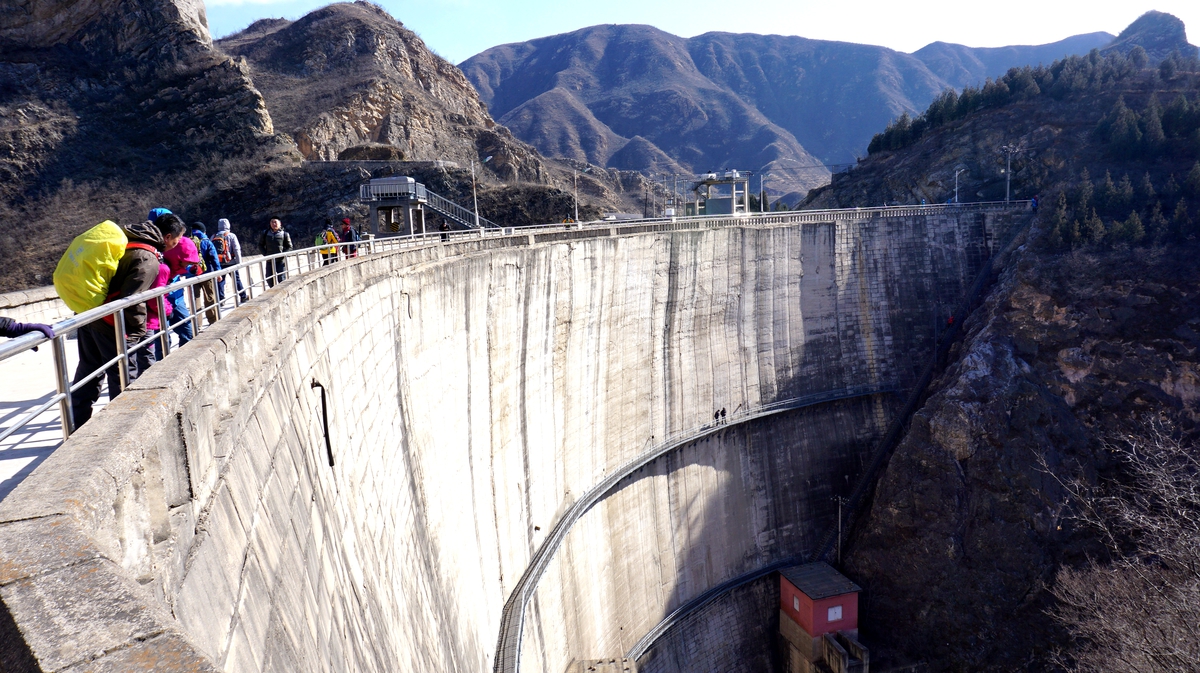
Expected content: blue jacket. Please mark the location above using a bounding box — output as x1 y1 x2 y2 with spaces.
191 230 222 273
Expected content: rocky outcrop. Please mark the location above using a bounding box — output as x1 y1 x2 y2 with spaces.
218 2 547 182
845 241 1200 670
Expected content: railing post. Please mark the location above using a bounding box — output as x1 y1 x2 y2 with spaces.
113 309 130 392
213 273 223 322
189 285 202 336
52 335 75 439
156 294 172 358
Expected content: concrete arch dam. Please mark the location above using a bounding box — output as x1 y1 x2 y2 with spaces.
0 206 1027 672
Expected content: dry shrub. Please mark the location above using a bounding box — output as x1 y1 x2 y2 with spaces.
1049 421 1200 672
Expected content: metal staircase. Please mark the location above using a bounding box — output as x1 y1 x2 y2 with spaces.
425 189 499 229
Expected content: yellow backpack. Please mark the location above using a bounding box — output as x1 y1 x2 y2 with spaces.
53 221 128 314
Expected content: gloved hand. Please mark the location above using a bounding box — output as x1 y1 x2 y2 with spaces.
0 321 54 340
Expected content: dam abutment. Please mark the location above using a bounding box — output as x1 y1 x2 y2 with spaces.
0 206 1029 672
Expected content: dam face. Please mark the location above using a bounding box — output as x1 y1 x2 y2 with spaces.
0 209 1025 672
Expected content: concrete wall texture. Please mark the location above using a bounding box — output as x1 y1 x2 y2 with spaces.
0 206 1026 672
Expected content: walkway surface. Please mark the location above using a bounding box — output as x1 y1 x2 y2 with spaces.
0 339 78 500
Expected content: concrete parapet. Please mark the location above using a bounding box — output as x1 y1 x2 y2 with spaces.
0 207 1028 672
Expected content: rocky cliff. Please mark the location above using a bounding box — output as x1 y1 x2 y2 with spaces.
216 2 547 183
0 0 283 290
803 42 1200 671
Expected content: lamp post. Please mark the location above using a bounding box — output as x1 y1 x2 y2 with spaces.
472 155 492 228
999 144 1025 202
574 166 591 222
954 168 965 203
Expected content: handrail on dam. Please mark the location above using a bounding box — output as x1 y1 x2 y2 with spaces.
492 384 899 673
1 200 1028 458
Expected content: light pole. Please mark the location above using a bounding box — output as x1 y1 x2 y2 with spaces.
954 168 965 203
472 155 492 228
573 165 591 222
999 144 1025 202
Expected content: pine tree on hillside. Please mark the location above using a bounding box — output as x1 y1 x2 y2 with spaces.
1187 162 1200 198
1174 199 1194 239
1077 168 1093 214
1084 209 1107 243
1147 202 1168 241
1098 171 1117 211
1141 96 1165 155
1115 174 1135 212
1139 172 1156 205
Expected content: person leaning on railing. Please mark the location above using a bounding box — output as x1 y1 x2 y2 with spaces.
0 318 54 341
71 215 186 428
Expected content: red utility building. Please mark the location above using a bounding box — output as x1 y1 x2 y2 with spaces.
778 563 869 673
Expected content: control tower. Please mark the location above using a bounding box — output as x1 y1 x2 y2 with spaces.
685 170 751 216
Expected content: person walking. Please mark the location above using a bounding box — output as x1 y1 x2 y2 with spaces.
440 220 450 242
214 219 248 302
316 220 339 266
339 218 360 258
189 222 222 325
260 218 292 287
71 216 184 428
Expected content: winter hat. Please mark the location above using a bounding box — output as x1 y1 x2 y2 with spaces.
148 207 172 222
191 221 206 234
217 219 231 232
341 218 352 226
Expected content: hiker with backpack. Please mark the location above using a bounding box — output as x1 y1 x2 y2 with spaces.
260 219 292 287
189 222 222 326
339 218 360 258
62 215 186 428
163 217 202 349
214 218 248 302
316 220 339 266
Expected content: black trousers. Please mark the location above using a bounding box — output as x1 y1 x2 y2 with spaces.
266 258 288 287
71 322 138 428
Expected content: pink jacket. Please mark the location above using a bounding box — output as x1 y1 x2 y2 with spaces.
146 263 172 332
164 236 201 278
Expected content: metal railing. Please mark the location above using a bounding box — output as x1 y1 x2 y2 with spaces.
0 200 1028 463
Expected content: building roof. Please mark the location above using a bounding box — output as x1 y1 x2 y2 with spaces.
780 562 861 600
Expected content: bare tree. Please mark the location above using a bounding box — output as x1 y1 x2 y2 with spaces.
1047 422 1200 672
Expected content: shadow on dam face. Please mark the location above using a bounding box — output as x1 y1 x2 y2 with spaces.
0 208 1026 672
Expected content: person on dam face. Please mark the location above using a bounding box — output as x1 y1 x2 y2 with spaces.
260 218 292 287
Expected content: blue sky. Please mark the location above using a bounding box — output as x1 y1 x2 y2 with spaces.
205 0 1199 65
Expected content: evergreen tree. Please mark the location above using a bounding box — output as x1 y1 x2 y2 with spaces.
1115 174 1135 212
1174 199 1194 239
1098 170 1117 212
1164 174 1181 200
1147 202 1168 241
1048 192 1070 249
1186 162 1200 198
1141 96 1165 155
1159 52 1178 81
1120 211 1145 243
1163 95 1191 138
1084 209 1107 243
1129 46 1149 70
1139 172 1156 205
1076 168 1093 214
